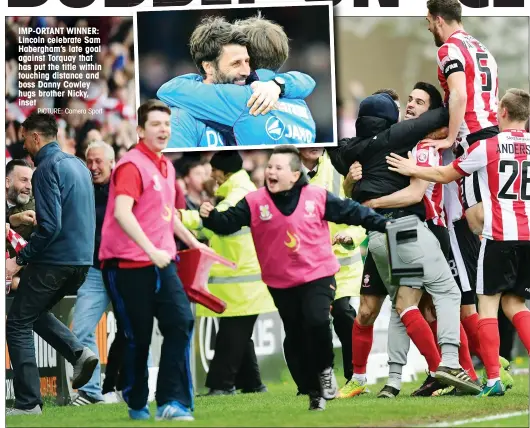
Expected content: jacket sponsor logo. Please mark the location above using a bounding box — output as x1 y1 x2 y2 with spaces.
259 204 272 221
265 116 313 143
266 117 285 141
304 200 316 218
284 230 300 253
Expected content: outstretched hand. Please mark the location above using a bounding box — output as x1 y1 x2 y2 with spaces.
420 137 453 151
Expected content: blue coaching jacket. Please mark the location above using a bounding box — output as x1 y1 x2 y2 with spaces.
20 142 95 266
158 69 317 148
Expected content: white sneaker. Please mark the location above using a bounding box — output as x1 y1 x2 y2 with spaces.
6 405 42 416
102 391 123 404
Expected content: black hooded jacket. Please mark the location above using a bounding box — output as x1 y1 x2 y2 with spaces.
200 173 388 236
328 107 449 220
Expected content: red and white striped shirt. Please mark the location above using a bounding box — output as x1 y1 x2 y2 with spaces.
453 130 530 241
413 142 445 227
437 30 498 148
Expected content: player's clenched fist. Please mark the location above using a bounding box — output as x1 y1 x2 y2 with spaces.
200 202 215 218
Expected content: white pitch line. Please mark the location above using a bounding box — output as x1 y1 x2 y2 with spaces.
426 410 529 427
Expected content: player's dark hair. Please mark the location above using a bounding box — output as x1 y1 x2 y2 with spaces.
21 112 58 140
372 88 400 102
271 144 302 172
6 159 32 177
427 0 462 24
137 99 170 129
500 88 530 123
413 81 443 110
189 16 249 76
234 12 289 72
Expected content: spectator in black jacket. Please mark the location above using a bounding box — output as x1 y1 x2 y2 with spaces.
330 94 478 401
5 112 98 416
328 93 449 213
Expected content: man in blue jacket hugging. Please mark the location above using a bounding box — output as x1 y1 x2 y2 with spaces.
158 14 317 148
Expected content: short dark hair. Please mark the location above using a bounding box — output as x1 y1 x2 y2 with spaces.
189 16 249 75
413 81 443 110
427 0 462 23
271 144 302 172
174 154 204 178
137 99 171 129
372 88 400 102
21 112 58 140
6 159 32 177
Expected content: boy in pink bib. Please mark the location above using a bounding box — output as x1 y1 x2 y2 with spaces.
200 145 389 410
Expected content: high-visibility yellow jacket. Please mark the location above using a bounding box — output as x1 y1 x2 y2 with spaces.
307 153 366 299
180 169 277 317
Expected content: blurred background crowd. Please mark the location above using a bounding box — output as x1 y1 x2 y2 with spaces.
5 16 136 165
335 16 529 139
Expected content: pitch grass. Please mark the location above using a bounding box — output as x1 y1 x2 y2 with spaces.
6 373 528 427
456 413 529 427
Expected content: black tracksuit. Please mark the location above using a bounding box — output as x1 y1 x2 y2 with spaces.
327 107 449 220
201 177 388 395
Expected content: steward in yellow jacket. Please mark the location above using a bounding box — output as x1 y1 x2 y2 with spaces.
179 151 275 396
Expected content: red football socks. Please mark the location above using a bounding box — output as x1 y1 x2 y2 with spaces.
402 308 441 373
512 311 530 354
462 313 483 361
458 323 478 381
477 318 500 380
352 319 374 375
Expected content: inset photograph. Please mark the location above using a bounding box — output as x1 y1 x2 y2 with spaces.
135 3 336 150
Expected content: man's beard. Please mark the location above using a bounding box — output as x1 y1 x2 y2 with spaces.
433 31 444 47
7 187 31 206
212 67 240 85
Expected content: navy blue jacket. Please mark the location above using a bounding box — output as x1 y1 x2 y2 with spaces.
20 142 95 265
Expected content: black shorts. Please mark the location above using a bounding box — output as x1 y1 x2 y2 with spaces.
427 220 450 260
477 239 530 299
462 172 482 210
448 218 480 306
461 126 499 210
360 251 387 296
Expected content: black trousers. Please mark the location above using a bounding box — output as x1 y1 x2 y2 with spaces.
6 263 89 409
102 261 194 411
331 297 356 381
205 314 263 391
269 276 336 394
101 328 126 394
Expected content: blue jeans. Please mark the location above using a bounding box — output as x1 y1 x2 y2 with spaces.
72 267 110 401
72 267 156 401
